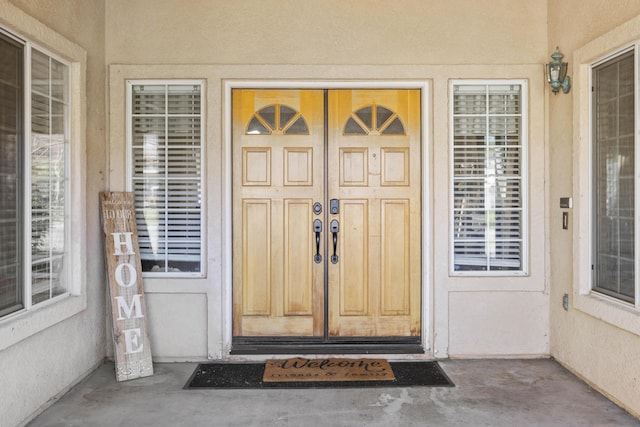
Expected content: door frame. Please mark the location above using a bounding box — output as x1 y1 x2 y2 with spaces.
222 80 432 358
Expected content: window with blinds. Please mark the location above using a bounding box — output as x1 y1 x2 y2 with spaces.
450 81 527 274
0 29 71 318
592 50 635 303
30 48 69 303
128 82 204 275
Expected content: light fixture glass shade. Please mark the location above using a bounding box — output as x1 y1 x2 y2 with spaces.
547 47 571 94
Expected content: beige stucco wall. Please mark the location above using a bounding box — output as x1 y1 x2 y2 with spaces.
107 63 549 362
0 1 107 426
104 0 551 363
548 0 640 418
106 0 548 65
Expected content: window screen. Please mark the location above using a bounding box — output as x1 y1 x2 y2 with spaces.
592 50 635 303
129 83 203 275
451 82 526 274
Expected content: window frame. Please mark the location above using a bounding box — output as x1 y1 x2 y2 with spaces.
0 29 72 315
29 43 73 308
449 79 529 277
574 17 640 337
590 47 638 305
125 79 206 278
0 28 25 318
0 5 87 351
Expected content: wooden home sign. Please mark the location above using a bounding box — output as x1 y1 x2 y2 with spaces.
100 192 153 381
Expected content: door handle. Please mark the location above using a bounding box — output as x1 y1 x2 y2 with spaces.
313 219 323 264
330 219 339 264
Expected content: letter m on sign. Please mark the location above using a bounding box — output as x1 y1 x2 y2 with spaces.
100 192 153 381
114 295 144 320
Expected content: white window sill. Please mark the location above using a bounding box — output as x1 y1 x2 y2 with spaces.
0 293 87 351
574 292 640 337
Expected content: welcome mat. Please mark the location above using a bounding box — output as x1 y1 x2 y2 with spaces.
185 359 454 389
263 358 395 382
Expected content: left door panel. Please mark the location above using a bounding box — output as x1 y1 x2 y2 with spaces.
232 90 325 336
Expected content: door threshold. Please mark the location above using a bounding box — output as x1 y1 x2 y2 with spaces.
231 338 424 355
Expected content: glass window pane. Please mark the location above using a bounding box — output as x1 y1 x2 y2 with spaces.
592 51 635 303
454 86 487 115
247 116 271 135
355 106 373 129
619 94 634 136
620 259 635 298
381 117 405 135
0 34 24 316
32 94 50 135
51 100 65 135
344 117 366 135
452 82 525 274
257 105 276 130
376 106 394 129
132 85 166 114
284 116 309 135
31 257 65 305
132 116 166 148
168 85 200 115
50 58 67 102
488 85 520 114
166 147 201 176
31 49 49 95
30 48 69 305
168 117 200 147
130 82 203 274
279 105 297 130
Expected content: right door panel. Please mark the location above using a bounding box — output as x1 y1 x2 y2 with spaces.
327 89 422 337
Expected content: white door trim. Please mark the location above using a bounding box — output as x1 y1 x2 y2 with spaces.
222 80 432 358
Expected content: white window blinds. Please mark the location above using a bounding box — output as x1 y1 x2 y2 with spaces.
451 82 527 274
128 82 203 275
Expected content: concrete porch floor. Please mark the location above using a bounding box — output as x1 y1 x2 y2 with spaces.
27 359 639 427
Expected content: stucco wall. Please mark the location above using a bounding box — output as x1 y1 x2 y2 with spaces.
0 1 107 426
106 0 548 65
104 0 551 363
548 0 640 418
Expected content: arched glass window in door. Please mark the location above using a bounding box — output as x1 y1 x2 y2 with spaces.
344 104 405 135
246 104 309 135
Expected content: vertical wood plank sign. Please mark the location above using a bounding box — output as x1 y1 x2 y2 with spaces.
100 192 153 381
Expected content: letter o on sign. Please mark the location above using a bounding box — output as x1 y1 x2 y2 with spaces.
115 263 137 288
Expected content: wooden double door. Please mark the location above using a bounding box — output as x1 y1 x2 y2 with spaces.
232 89 421 344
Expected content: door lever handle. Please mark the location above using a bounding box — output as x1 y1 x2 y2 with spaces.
330 219 339 264
313 219 323 264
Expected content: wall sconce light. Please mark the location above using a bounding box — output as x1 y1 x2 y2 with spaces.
547 47 571 94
